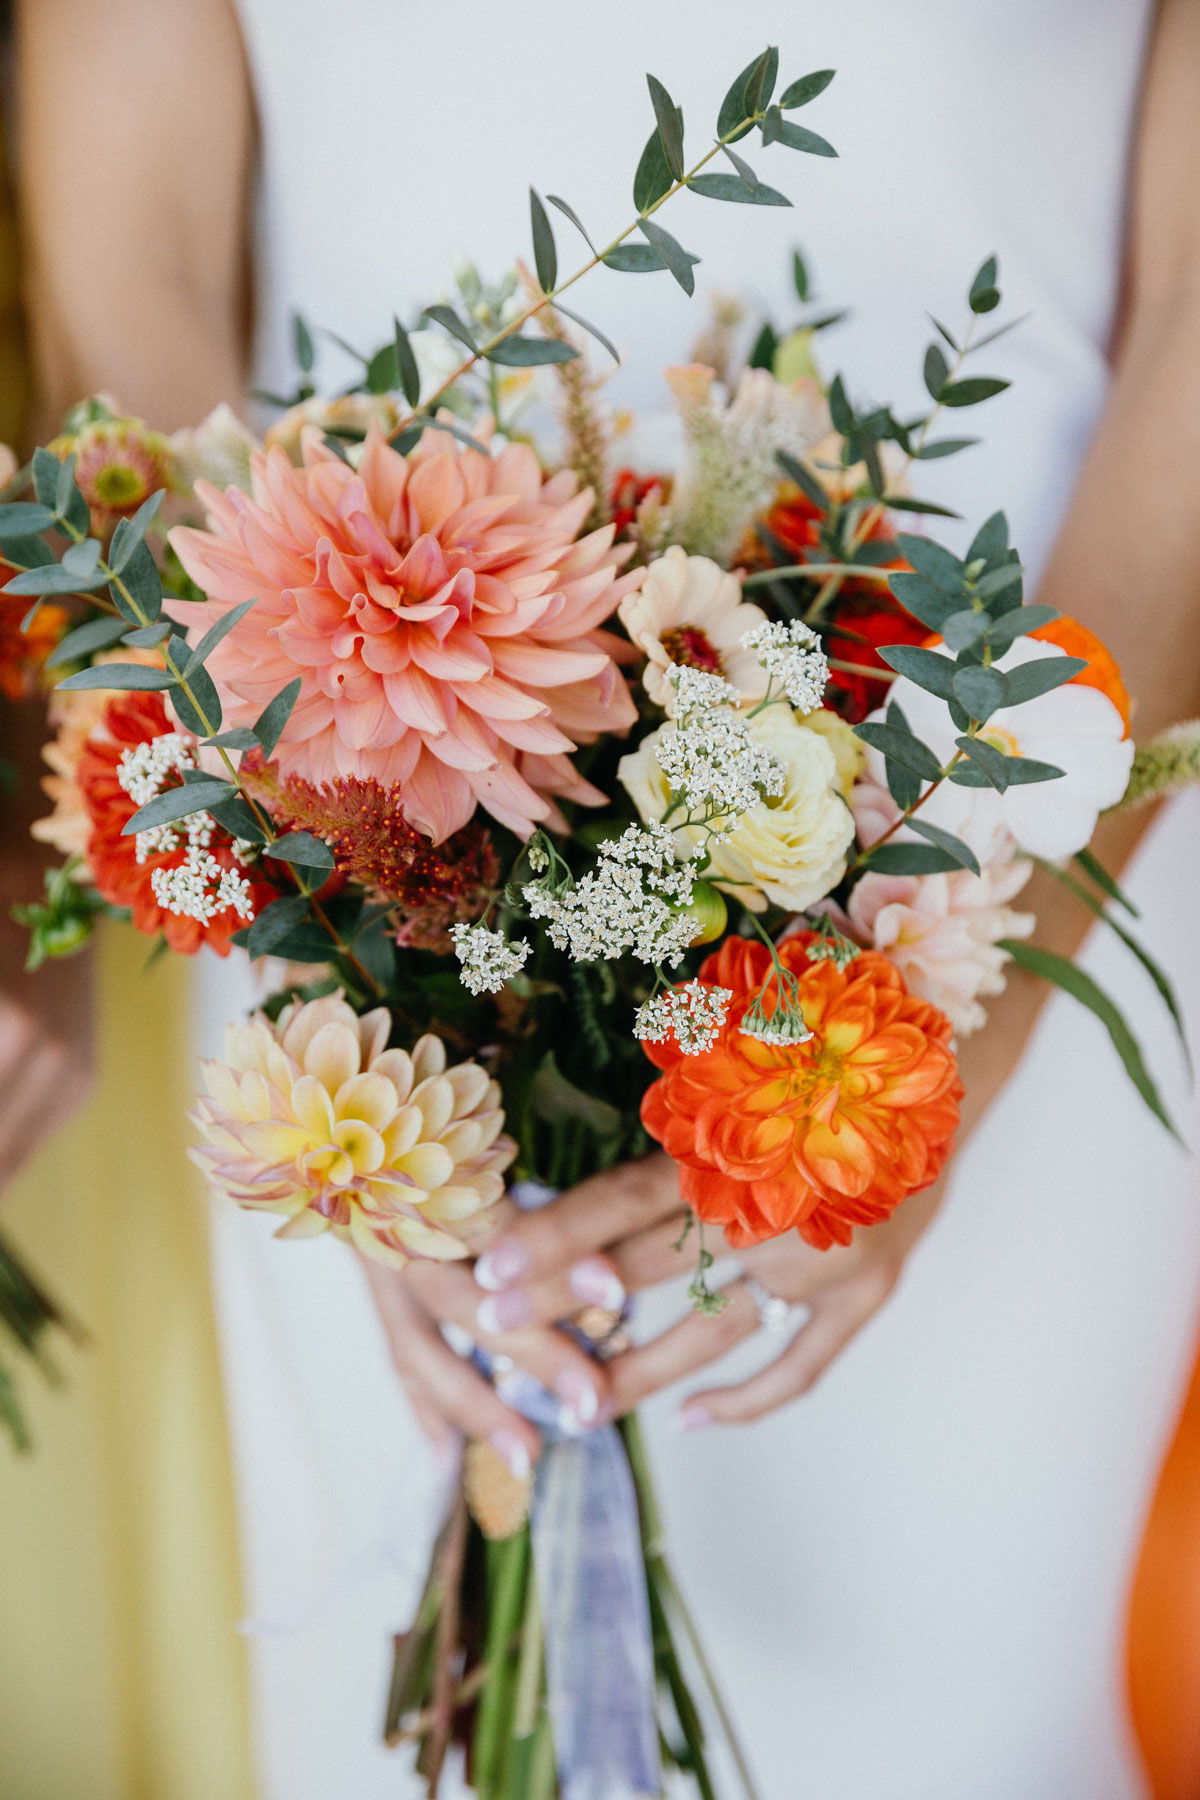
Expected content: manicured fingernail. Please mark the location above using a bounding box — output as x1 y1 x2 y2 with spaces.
554 1368 600 1432
477 1289 532 1335
475 1240 530 1291
568 1259 626 1311
675 1401 713 1433
489 1429 532 1481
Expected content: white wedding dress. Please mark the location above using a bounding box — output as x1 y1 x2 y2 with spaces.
200 4 1200 1796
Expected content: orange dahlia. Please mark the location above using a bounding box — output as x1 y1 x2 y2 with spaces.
0 590 68 700
640 934 962 1250
168 423 641 843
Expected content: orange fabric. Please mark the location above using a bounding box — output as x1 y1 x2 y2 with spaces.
1127 1331 1200 1800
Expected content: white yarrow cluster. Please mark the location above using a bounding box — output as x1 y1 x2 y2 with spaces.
633 981 732 1056
656 664 784 827
118 732 255 924
741 620 829 712
523 823 700 968
738 1011 813 1047
449 923 532 995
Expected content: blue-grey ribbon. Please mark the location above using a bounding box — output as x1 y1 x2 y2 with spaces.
476 1181 663 1800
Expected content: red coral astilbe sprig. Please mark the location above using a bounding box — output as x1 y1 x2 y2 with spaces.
242 761 498 948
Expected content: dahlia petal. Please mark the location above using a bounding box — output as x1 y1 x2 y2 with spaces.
396 1140 456 1190
290 1074 335 1140
303 1021 362 1090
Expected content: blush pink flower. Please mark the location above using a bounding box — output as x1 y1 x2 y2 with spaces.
168 424 642 841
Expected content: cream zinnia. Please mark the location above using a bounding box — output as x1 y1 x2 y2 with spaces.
189 994 515 1266
169 423 642 842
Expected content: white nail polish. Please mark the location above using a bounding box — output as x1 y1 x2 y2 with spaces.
489 1429 532 1481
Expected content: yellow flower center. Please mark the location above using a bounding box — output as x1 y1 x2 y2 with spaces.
979 723 1021 758
92 462 149 507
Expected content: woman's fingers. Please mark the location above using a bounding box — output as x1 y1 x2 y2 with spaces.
678 1271 897 1427
472 1155 681 1293
610 1213 724 1292
401 1260 610 1432
607 1280 762 1415
361 1258 541 1473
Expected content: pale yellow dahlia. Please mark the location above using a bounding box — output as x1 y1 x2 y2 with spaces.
190 993 515 1267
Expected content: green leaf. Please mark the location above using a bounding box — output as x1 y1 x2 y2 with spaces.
184 597 257 675
688 171 791 206
32 447 60 509
247 894 312 959
997 939 1179 1137
877 643 955 699
204 726 260 750
1075 846 1139 918
108 490 165 573
905 817 980 874
941 607 990 651
113 540 163 624
827 373 853 435
252 677 303 757
167 658 222 736
268 831 336 870
939 376 1010 408
646 74 685 180
545 194 597 254
44 615 130 668
364 342 399 394
62 538 102 582
2 559 107 597
864 841 965 876
969 255 1001 314
484 336 578 366
952 735 1063 790
292 311 315 373
967 512 1009 566
633 122 677 213
1001 653 1087 706
57 662 175 692
913 436 980 461
122 777 233 836
55 453 78 517
0 502 54 534
1037 858 1190 1071
880 494 961 519
792 248 809 302
749 322 778 370
888 572 963 630
529 188 558 291
207 792 269 842
638 218 696 295
984 603 1059 651
923 343 949 400
422 304 477 353
420 417 490 456
883 700 920 810
721 142 760 190
776 449 828 510
121 622 173 647
717 48 778 142
552 301 621 365
952 663 1010 720
779 68 836 108
763 118 837 157
973 562 1024 606
392 316 421 409
855 720 943 782
894 534 963 592
602 243 691 274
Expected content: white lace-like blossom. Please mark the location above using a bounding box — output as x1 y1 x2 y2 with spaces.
449 923 532 995
655 665 785 828
634 981 732 1056
741 620 829 713
738 1011 814 1047
118 733 254 924
523 823 700 968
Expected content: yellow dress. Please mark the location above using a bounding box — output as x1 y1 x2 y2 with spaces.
0 926 255 1800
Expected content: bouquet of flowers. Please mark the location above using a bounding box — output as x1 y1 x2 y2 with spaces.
5 43 1198 1799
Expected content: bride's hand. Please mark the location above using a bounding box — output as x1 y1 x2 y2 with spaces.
467 1154 945 1425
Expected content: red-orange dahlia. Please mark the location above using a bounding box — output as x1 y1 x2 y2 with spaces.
77 690 279 954
640 934 962 1250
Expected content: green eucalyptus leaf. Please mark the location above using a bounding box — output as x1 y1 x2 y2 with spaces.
876 643 956 699
55 662 174 693
883 700 920 810
292 311 315 374
184 597 256 675
854 720 943 782
545 194 597 254
749 322 777 370
1002 654 1087 706
122 777 233 836
998 939 1178 1137
0 502 54 534
168 659 222 736
268 831 336 870
984 604 1059 651
602 242 692 274
791 248 810 302
776 449 828 510
205 726 260 750
633 121 677 212
392 316 421 409
3 560 107 597
888 572 963 630
113 540 163 624
952 735 1063 790
923 343 949 400
108 490 166 574
941 607 990 651
779 68 836 108
952 663 1010 720
552 301 621 365
688 171 790 206
969 255 1001 314
863 841 965 876
939 375 1010 408
717 48 777 143
208 793 270 842
894 534 963 592
247 895 313 960
880 494 961 519
121 622 173 647
32 448 60 509
638 218 697 295
827 373 853 435
253 677 303 757
61 539 102 581
905 817 980 874
45 615 131 668
484 336 578 367
967 512 1010 566
422 304 477 353
646 74 685 179
1075 847 1139 918
529 188 558 291
721 142 760 189
763 118 837 157
913 436 980 461
364 342 399 395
